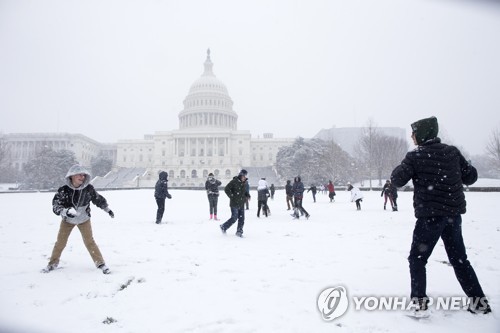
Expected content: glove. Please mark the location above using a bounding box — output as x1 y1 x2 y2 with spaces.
63 208 77 218
104 207 115 218
166 194 172 199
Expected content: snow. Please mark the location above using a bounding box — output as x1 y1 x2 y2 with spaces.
0 189 498 333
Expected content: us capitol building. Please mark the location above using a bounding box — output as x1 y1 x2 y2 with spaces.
3 50 406 188
113 49 294 187
3 50 294 188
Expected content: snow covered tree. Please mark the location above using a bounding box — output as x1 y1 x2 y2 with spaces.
276 137 312 182
319 140 354 185
276 137 354 186
23 148 78 190
0 136 20 183
91 154 113 177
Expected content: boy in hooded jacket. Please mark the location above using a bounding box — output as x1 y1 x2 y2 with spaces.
391 116 491 316
154 171 172 224
42 165 115 274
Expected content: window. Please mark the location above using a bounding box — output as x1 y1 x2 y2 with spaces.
225 169 231 177
180 170 186 178
191 170 197 178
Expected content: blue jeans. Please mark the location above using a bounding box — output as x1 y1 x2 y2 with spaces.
207 195 218 215
408 215 485 299
221 206 245 234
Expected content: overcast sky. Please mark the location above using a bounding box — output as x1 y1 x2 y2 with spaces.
1 0 499 155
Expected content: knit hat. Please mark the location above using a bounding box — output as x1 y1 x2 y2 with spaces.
411 116 439 145
208 173 214 177
238 169 248 177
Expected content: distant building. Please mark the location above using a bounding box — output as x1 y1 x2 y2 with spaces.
2 132 116 171
314 127 407 156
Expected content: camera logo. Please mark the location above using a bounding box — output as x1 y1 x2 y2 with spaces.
317 286 349 321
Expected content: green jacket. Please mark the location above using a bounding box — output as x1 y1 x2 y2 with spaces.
224 176 250 208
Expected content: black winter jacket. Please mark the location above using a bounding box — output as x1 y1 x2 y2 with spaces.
285 182 293 196
52 184 108 223
391 138 477 218
154 171 171 199
381 183 398 199
205 178 222 196
257 188 270 201
224 176 250 208
292 180 305 199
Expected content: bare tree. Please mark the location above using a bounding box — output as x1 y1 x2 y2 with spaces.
354 119 379 188
486 128 500 171
377 135 410 184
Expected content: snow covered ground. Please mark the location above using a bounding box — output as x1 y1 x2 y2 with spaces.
0 188 498 333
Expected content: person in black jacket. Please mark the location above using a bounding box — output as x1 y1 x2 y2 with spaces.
380 180 397 211
285 180 293 210
269 184 275 200
391 116 491 315
220 169 251 237
307 184 317 203
291 176 310 219
42 165 115 274
257 186 270 218
205 172 222 220
154 171 172 224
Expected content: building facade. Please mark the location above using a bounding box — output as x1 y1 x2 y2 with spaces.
2 132 116 172
116 50 293 187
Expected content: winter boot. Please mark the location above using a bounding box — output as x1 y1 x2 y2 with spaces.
41 263 58 273
236 231 243 237
468 297 492 314
214 215 219 221
98 264 111 275
220 224 226 234
410 297 430 318
392 206 398 211
384 205 386 210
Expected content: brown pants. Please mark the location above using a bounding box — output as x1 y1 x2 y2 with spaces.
48 220 105 268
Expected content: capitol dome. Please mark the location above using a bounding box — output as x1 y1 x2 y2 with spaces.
179 49 238 130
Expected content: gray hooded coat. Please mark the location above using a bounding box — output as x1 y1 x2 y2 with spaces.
52 165 110 225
